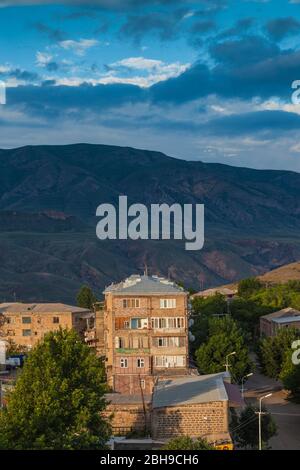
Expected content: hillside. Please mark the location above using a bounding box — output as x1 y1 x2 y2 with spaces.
259 261 300 284
0 143 300 302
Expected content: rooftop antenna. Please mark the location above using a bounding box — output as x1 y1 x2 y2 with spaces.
144 263 148 276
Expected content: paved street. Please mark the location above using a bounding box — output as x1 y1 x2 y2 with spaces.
244 367 300 450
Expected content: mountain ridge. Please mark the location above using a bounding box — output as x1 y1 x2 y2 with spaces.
0 143 299 302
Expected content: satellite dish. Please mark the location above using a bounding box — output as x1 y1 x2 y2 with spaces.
189 332 195 342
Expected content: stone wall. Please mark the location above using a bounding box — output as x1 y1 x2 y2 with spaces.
104 402 151 435
152 401 228 439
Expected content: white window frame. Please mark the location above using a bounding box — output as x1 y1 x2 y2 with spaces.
137 358 145 368
122 298 141 308
160 299 176 309
120 358 128 368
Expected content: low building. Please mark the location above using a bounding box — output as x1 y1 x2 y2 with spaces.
152 372 242 444
260 307 300 337
105 372 243 446
192 287 237 300
0 302 94 348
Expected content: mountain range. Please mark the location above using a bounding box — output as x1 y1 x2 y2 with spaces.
0 143 300 302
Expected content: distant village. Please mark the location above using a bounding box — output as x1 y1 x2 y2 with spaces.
0 273 300 450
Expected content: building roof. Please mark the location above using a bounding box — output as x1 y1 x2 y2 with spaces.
152 373 229 408
0 303 91 314
105 393 152 405
261 307 300 321
192 287 237 298
273 315 300 324
103 274 186 295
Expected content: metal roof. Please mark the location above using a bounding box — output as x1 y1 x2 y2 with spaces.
103 274 186 295
273 315 300 324
0 303 91 314
261 307 300 321
152 373 228 408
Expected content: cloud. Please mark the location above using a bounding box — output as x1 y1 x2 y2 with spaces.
120 9 189 43
210 36 280 66
104 56 190 86
0 0 187 9
32 22 65 41
265 17 300 41
59 38 99 56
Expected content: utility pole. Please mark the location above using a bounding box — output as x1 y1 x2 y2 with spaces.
257 393 272 450
225 351 236 373
241 373 253 399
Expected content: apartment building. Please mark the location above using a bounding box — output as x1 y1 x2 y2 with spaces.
0 303 94 349
103 274 189 395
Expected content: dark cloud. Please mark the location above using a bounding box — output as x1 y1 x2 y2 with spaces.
210 36 280 66
0 68 39 82
32 22 65 41
151 36 300 103
217 17 254 39
120 9 188 43
203 110 300 136
266 17 300 41
7 83 146 118
190 20 216 34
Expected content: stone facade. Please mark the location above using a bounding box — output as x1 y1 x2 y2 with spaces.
152 401 228 440
0 303 93 348
103 275 189 395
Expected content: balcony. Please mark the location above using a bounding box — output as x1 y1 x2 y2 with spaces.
115 348 150 354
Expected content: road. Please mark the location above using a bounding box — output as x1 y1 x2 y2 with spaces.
244 366 300 450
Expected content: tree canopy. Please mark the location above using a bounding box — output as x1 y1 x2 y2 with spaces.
0 329 110 450
162 436 214 450
195 316 253 383
76 285 97 310
231 405 277 449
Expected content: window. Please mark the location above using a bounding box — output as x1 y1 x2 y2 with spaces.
120 358 128 368
160 299 176 309
155 337 183 347
130 318 148 329
122 298 140 308
154 355 185 368
53 317 60 324
124 320 130 329
115 337 125 349
22 316 31 324
137 358 145 368
151 317 184 329
22 329 32 337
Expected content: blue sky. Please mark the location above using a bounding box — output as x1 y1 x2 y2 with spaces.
1 0 300 170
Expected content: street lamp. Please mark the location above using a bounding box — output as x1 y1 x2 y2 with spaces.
225 351 236 373
241 372 253 398
258 393 272 450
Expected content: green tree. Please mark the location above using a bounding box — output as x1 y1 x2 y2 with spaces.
231 404 277 449
0 329 110 450
162 436 214 450
76 285 97 310
280 346 300 402
258 328 300 379
238 277 263 298
196 317 252 383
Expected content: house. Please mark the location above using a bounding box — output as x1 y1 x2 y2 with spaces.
192 286 237 300
105 372 242 447
103 274 190 395
260 307 300 337
0 302 94 349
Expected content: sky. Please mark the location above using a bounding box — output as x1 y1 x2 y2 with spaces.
1 1 300 171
